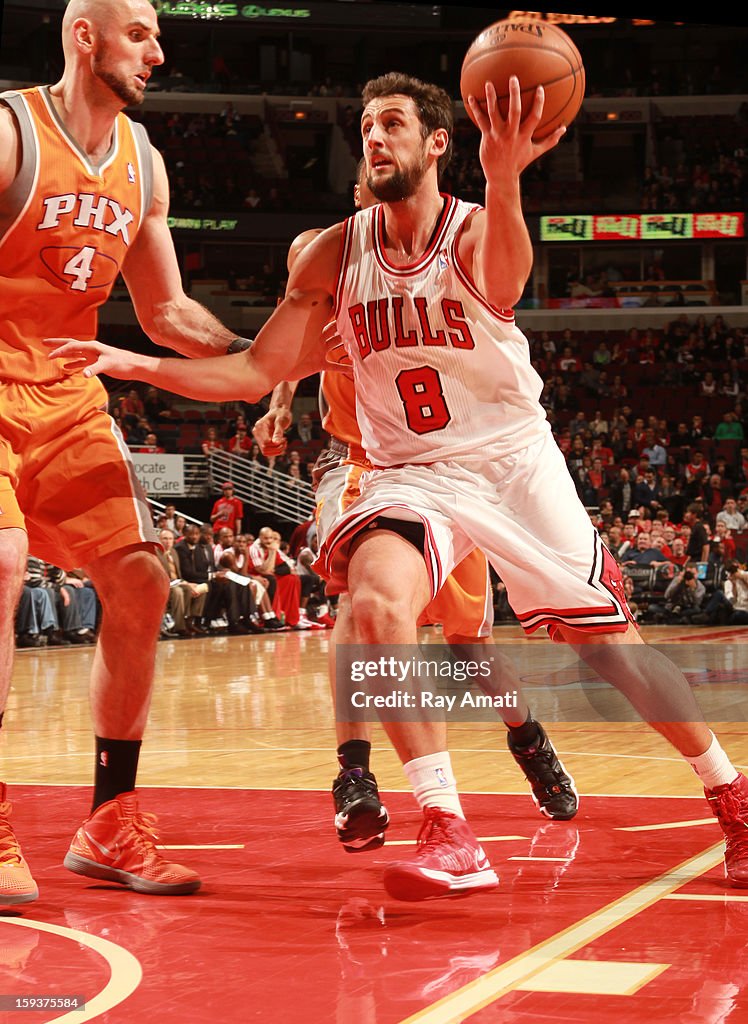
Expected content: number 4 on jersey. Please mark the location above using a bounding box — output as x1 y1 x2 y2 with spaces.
62 245 96 291
396 366 451 434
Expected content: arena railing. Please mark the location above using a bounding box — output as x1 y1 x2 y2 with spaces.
207 449 315 523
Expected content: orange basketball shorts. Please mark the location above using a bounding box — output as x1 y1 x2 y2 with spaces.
0 375 159 569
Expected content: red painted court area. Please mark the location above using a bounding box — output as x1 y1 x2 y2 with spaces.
0 786 743 1024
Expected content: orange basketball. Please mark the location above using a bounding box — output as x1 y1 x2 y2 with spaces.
460 18 585 140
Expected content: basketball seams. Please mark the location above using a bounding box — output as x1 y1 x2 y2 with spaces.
462 46 582 77
463 69 580 102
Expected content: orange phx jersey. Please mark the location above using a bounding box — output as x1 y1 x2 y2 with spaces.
0 86 153 383
320 368 364 457
0 86 159 568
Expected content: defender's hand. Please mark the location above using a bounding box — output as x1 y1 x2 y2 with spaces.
45 338 137 380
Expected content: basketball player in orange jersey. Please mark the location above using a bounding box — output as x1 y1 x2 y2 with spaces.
0 0 255 903
49 73 748 902
253 166 577 855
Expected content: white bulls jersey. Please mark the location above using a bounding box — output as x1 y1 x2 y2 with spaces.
333 195 549 467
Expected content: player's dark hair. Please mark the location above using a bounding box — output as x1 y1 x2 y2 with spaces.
362 72 454 180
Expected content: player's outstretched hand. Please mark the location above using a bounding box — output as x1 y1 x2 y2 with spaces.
466 77 565 184
253 407 292 457
44 338 138 380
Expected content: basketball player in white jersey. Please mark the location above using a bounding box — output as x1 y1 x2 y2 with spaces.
254 165 577 858
49 73 748 902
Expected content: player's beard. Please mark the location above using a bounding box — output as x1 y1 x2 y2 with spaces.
92 43 144 107
367 150 428 203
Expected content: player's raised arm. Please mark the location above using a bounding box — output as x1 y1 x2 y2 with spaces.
47 223 343 403
120 146 239 358
459 78 564 310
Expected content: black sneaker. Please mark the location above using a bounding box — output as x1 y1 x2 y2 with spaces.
44 629 71 647
332 768 390 853
507 724 579 820
16 632 42 649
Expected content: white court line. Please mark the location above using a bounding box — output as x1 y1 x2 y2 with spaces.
1 917 141 1024
3 746 745 769
157 844 245 850
664 893 748 903
397 842 725 1024
617 817 716 832
386 835 527 847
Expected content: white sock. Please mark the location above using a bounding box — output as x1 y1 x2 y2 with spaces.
262 612 273 620
403 752 465 818
687 732 739 790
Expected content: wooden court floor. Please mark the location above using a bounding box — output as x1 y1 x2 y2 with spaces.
2 624 747 1024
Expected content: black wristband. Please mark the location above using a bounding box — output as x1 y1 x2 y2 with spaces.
226 337 253 354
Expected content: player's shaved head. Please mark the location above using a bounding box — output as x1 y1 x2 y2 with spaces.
60 0 162 107
64 0 118 25
63 0 156 29
62 0 141 52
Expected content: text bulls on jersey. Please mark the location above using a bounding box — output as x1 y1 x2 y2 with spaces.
38 193 134 245
348 296 476 359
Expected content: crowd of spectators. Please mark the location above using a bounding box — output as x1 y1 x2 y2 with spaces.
111 388 325 484
15 558 99 648
199 414 322 483
489 491 748 629
640 114 747 213
150 514 333 639
486 313 748 626
15 512 334 650
136 107 290 217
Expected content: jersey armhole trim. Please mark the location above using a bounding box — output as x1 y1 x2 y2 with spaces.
332 215 355 319
0 91 40 252
128 120 154 226
451 213 516 325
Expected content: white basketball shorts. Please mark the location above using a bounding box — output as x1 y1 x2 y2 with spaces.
317 431 634 639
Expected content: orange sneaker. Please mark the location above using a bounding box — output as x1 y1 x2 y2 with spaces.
0 784 39 905
64 791 201 895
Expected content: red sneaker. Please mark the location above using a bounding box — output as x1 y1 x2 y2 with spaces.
706 773 748 888
383 807 498 901
0 784 38 905
64 791 201 895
